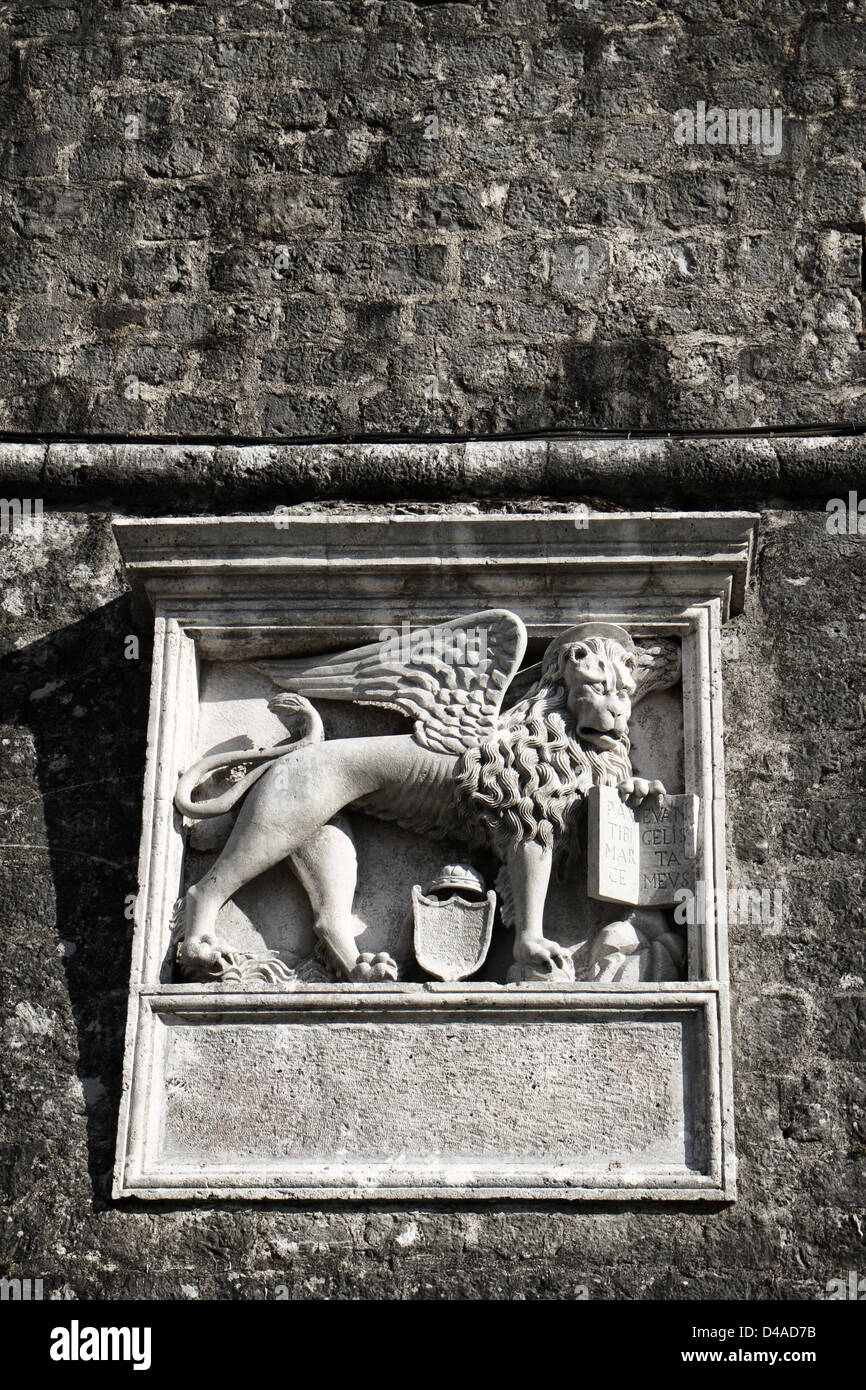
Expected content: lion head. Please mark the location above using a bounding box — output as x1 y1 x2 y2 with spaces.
453 628 635 855
541 630 637 754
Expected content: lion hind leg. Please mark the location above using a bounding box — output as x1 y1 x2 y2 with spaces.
179 738 402 979
290 817 398 982
290 816 360 978
179 744 347 967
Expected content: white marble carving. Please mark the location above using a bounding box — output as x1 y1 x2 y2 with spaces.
111 508 757 1202
172 615 680 987
412 865 496 981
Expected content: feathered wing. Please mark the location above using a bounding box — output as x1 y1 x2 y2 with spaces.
630 638 682 703
255 609 528 756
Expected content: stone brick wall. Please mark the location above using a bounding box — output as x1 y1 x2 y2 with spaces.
1 0 865 1304
1 1 865 438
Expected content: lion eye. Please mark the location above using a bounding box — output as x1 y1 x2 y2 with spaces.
591 681 606 694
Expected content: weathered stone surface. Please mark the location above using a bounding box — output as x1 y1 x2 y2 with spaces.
1 6 865 436
1 487 863 1293
106 512 739 1199
0 0 864 1298
157 1008 701 1174
2 436 866 508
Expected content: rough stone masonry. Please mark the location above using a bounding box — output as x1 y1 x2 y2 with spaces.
0 0 865 1301
1 1 865 436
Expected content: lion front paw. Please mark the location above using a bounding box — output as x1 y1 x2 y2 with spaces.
507 955 575 984
514 936 570 973
349 951 399 982
508 936 576 984
508 939 575 984
617 777 666 809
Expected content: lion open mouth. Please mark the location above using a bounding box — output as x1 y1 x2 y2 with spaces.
578 726 623 750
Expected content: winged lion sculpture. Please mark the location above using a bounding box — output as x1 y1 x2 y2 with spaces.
173 611 680 982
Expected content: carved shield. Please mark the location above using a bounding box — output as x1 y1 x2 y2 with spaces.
412 885 496 981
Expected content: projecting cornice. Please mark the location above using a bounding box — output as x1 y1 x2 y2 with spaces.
113 509 758 620
0 434 864 507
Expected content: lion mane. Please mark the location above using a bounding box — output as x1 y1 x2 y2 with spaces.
453 671 632 856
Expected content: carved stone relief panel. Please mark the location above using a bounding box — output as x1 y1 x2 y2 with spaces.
112 510 757 1201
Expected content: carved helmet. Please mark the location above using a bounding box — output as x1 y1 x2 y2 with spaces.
426 864 486 898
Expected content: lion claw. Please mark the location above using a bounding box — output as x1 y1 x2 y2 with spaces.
617 777 666 809
177 935 222 971
350 951 399 982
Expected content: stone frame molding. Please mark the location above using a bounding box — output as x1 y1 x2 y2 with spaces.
112 508 757 1202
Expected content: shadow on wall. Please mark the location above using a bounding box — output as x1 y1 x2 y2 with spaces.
559 340 674 431
0 598 150 1211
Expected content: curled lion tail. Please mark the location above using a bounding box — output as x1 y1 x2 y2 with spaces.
174 747 288 819
174 694 324 819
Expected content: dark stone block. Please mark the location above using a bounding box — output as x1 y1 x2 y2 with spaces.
257 391 341 436
383 243 447 292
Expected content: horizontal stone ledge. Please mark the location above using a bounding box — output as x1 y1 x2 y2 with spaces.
0 434 865 508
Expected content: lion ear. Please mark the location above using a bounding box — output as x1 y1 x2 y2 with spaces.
569 642 590 662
